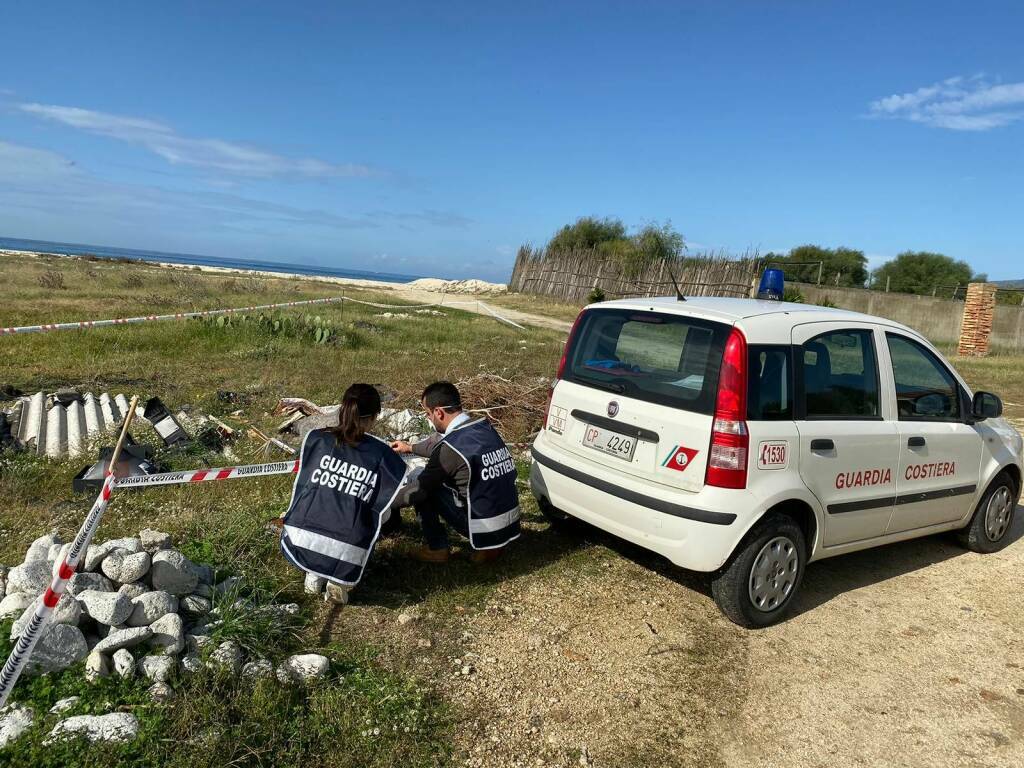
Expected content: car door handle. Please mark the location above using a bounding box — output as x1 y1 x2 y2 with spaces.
810 439 835 451
908 436 926 448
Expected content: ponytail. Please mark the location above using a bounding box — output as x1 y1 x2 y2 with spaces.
330 383 382 446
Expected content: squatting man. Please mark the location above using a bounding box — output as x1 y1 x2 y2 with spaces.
278 381 521 605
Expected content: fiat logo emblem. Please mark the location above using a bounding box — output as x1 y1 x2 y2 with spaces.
607 401 619 417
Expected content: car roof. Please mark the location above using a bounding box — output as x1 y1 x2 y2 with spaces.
592 296 922 343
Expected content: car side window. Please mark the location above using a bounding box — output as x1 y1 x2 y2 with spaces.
800 329 880 419
748 345 792 420
885 333 960 420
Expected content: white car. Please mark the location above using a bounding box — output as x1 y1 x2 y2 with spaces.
530 296 1022 627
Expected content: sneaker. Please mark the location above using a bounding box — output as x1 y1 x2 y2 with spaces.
325 583 350 605
469 548 503 565
408 545 450 564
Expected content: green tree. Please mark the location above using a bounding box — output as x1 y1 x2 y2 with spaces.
870 251 981 295
547 216 627 252
767 245 868 287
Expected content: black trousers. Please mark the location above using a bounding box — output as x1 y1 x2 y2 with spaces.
415 490 469 550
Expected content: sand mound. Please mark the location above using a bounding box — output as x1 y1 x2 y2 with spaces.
407 278 507 294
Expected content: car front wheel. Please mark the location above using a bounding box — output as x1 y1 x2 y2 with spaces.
958 472 1018 554
711 513 807 628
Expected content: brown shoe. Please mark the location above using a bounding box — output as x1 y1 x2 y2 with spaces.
408 545 450 564
469 548 503 565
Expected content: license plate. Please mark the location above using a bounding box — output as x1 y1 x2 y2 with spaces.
581 424 636 462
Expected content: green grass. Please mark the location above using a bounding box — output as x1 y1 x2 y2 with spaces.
0 253 570 766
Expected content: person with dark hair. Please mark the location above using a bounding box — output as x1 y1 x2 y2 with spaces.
280 383 408 605
391 381 520 563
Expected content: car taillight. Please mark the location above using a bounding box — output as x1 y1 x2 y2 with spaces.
706 327 748 489
546 310 586 428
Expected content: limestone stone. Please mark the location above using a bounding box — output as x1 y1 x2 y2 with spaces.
0 705 34 748
276 653 330 684
118 581 149 601
49 696 80 715
206 640 242 675
84 649 110 682
113 648 135 678
139 529 171 553
149 613 185 655
150 550 199 596
66 572 114 597
10 593 82 639
25 532 60 563
127 591 178 627
79 589 132 626
101 551 151 584
148 682 175 702
48 712 139 743
92 626 153 654
241 658 274 680
180 594 211 617
27 624 88 675
8 561 51 595
138 654 175 683
0 593 34 619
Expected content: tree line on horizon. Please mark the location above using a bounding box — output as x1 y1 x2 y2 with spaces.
532 216 1007 301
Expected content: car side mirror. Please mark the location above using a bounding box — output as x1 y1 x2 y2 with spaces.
972 391 1002 420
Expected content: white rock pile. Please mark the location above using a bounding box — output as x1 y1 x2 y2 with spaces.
0 529 333 747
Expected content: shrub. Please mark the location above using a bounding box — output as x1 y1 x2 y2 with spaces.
782 287 805 303
38 270 65 290
586 287 607 304
120 272 145 289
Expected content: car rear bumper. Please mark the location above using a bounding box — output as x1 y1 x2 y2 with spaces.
529 437 752 572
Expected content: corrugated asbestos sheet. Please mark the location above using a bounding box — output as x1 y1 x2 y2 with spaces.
5 392 138 458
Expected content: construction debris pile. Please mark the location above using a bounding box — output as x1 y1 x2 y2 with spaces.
0 531 330 746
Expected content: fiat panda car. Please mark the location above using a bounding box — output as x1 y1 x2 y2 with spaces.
529 296 1022 627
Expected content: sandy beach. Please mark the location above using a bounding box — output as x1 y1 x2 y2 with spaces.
0 248 508 296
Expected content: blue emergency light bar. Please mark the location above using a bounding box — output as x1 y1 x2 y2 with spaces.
757 268 785 301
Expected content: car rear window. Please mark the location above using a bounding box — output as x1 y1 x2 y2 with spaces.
563 308 730 414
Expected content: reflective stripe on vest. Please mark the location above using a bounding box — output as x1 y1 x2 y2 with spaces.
282 525 370 567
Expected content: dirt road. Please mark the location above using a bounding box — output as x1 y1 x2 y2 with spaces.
331 505 1023 768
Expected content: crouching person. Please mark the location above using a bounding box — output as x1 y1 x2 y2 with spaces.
280 383 408 605
392 381 520 564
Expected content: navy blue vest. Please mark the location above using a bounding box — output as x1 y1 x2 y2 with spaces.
281 429 408 585
440 418 521 550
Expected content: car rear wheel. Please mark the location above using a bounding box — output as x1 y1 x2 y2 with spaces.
711 513 806 628
957 471 1018 554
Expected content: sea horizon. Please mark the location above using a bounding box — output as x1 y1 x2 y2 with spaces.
0 236 423 284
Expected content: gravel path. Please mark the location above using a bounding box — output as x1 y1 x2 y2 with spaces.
327 509 1023 768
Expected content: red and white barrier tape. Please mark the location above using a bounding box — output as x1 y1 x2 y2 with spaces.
0 474 114 707
0 458 300 705
114 460 298 489
1 294 526 335
0 297 341 336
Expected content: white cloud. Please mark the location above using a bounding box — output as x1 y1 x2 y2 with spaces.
18 102 380 178
0 140 467 244
868 75 1024 131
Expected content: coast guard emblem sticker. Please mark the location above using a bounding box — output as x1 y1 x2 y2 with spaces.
662 445 698 473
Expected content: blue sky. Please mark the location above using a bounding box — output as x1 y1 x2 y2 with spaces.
1 1 1022 281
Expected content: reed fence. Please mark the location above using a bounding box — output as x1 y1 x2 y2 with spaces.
508 246 764 301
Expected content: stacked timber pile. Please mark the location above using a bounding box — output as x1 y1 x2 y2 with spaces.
957 282 997 357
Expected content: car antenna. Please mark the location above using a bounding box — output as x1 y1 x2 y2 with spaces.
666 264 686 301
